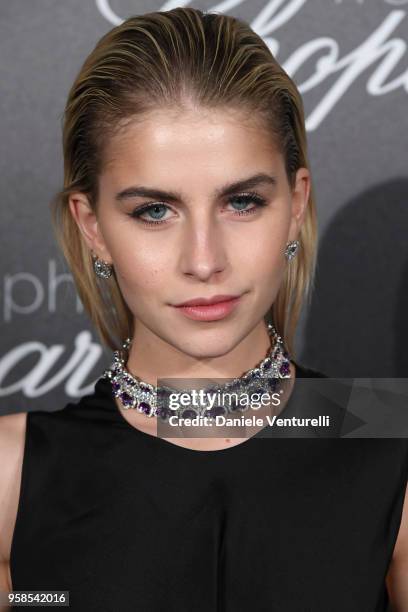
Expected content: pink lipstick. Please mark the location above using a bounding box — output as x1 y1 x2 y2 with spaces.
173 294 242 321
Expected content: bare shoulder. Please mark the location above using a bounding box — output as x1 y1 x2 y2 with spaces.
386 480 408 609
0 412 28 565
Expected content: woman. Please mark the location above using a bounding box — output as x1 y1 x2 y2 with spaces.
1 7 407 611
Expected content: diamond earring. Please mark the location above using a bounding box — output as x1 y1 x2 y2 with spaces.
284 240 300 260
92 252 113 279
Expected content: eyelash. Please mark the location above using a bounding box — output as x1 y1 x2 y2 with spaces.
127 192 268 226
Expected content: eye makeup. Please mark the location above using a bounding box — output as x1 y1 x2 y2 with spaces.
126 191 268 227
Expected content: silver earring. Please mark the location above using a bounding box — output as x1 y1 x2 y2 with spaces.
284 240 300 260
92 252 113 279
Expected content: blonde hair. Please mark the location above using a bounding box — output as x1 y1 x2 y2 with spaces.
50 7 318 356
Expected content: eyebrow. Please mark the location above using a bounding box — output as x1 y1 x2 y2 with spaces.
114 172 278 203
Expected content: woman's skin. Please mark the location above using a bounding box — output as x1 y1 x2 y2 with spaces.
1 105 407 606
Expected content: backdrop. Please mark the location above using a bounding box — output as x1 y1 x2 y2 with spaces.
1 0 407 413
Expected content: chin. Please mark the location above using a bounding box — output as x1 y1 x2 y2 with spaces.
173 331 242 359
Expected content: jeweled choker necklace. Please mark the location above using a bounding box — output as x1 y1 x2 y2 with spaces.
101 323 291 422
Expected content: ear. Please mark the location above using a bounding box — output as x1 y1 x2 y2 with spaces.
68 193 113 263
288 167 311 242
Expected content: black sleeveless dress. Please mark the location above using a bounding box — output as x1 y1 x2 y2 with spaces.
10 362 408 611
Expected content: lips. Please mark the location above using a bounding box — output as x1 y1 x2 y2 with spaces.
174 294 240 307
172 295 243 322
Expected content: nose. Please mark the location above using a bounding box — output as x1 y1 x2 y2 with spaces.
179 209 228 282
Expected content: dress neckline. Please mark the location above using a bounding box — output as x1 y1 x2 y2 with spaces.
94 360 306 456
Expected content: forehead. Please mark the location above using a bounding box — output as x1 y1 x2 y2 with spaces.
100 107 283 186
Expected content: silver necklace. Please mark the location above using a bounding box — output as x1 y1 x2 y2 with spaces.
102 323 291 422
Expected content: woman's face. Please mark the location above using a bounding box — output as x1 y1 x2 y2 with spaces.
70 106 310 361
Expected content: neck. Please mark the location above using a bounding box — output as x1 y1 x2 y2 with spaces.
125 320 274 386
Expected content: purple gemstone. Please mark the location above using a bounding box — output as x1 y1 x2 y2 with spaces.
279 362 290 375
139 402 151 415
207 405 225 418
156 407 168 419
112 381 121 392
181 409 196 419
263 360 272 370
120 391 133 407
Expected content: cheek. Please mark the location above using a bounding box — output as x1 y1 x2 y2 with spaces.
116 259 165 294
236 217 289 297
237 222 288 270
113 262 165 317
101 224 168 291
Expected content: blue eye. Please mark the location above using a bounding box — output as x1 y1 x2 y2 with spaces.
128 192 267 226
228 193 267 214
131 203 168 224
